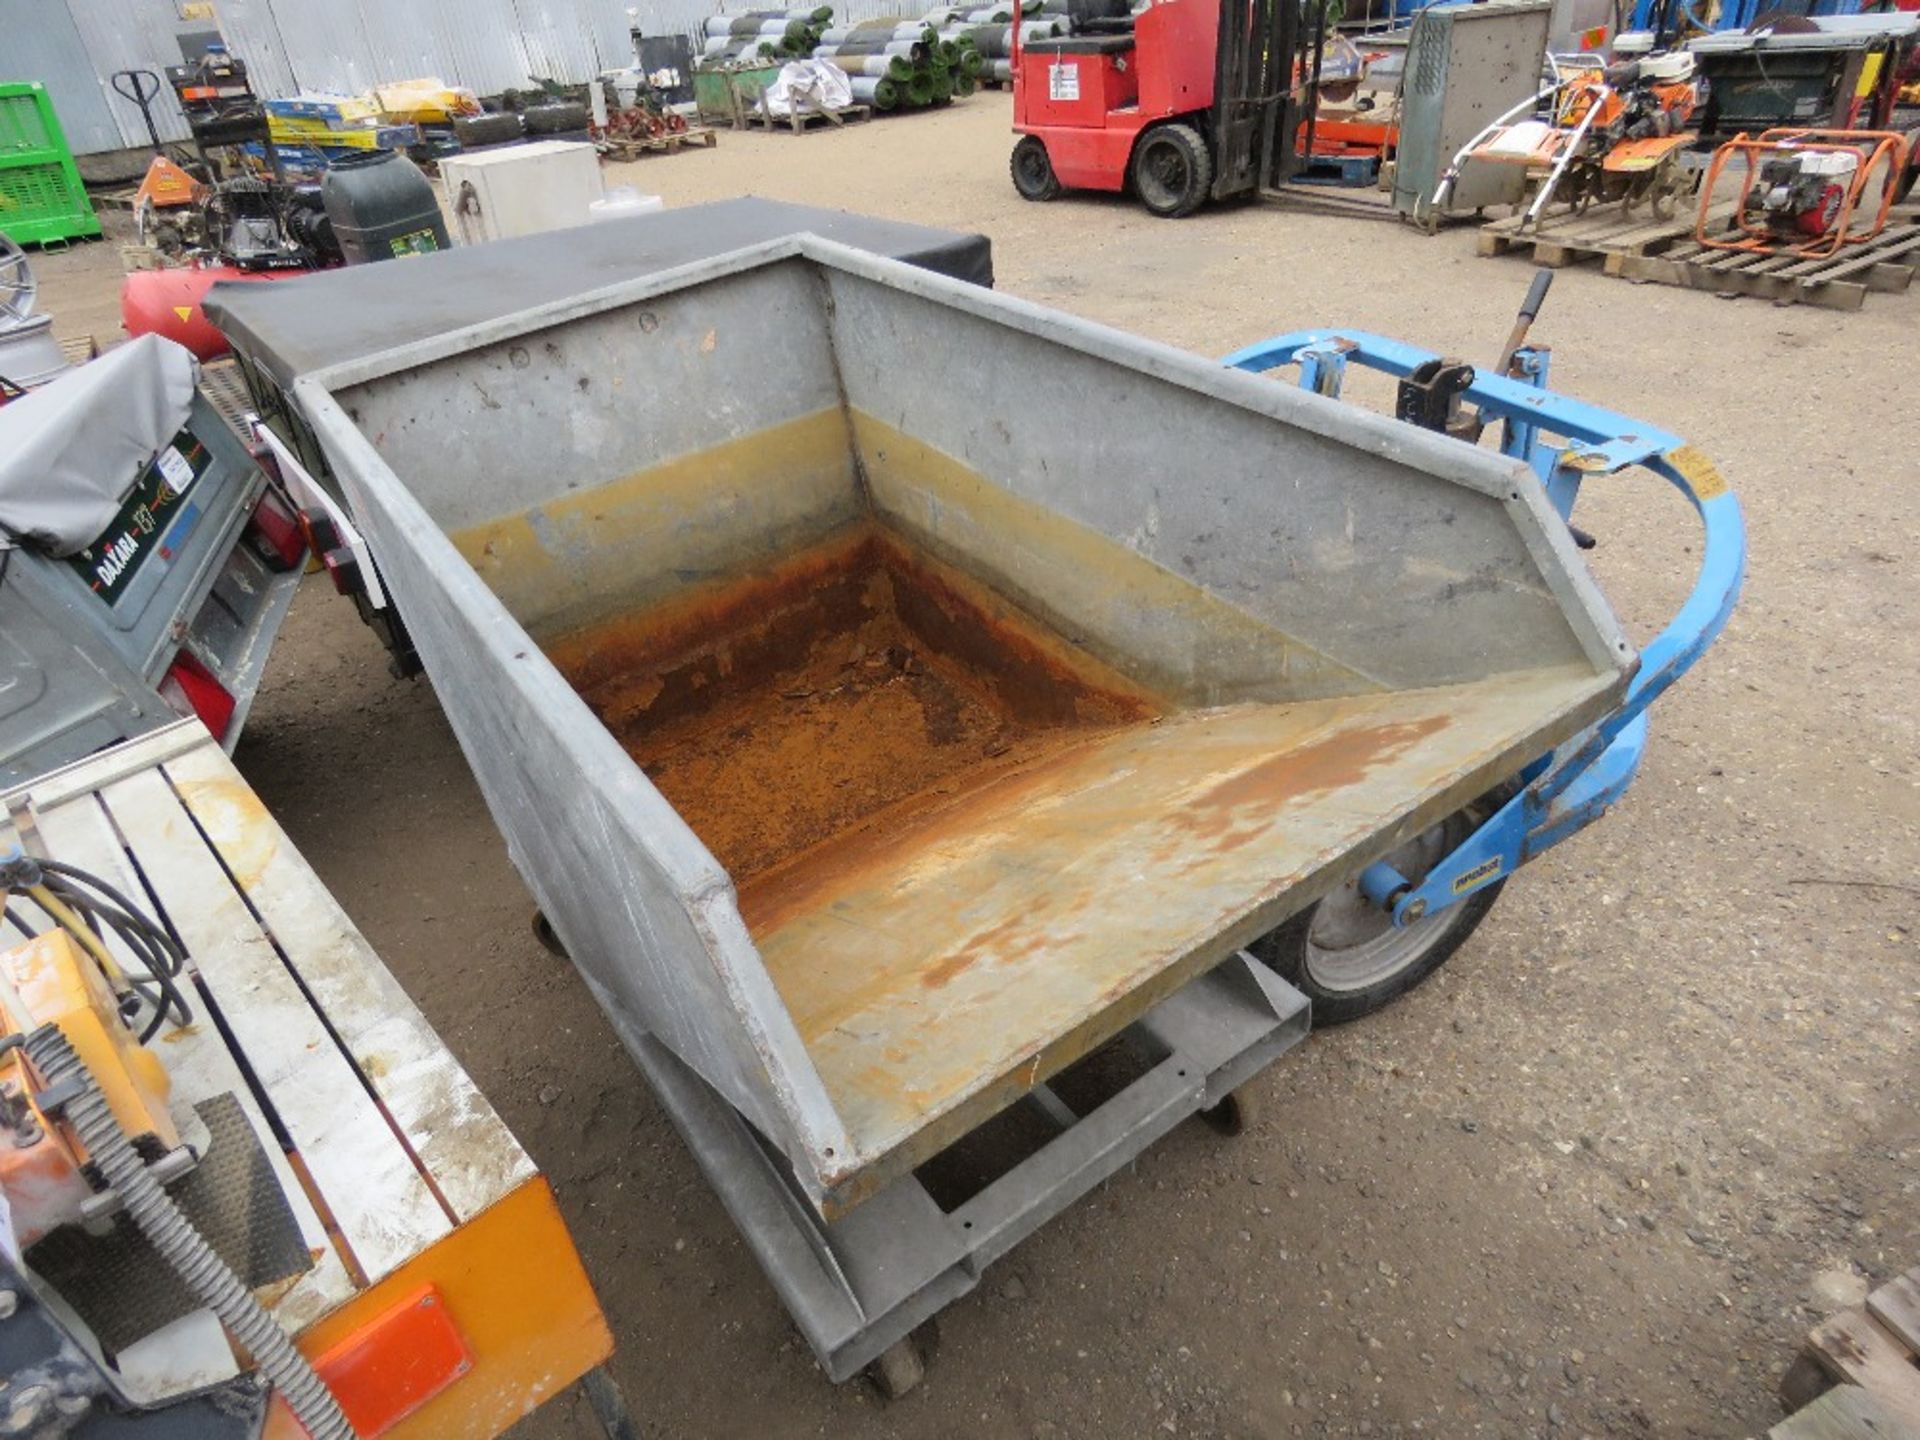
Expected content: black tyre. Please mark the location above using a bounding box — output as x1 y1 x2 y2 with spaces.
1130 122 1212 218
1248 797 1508 1025
522 101 591 136
530 908 569 959
1010 134 1061 201
454 112 524 148
1893 159 1917 205
865 1319 938 1400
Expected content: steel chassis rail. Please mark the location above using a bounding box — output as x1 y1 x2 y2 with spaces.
626 953 1307 1385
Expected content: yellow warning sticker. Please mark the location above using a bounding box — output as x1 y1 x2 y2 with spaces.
1451 857 1503 894
1666 444 1727 500
172 305 194 322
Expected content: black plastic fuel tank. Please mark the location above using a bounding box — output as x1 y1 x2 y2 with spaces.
320 150 451 265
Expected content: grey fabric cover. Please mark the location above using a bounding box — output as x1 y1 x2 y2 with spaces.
0 335 199 556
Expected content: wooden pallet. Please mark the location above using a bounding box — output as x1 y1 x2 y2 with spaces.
1477 203 1724 268
743 102 871 134
1774 1266 1920 1438
599 124 719 158
1608 219 1920 312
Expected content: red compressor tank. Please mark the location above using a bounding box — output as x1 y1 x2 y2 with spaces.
121 266 297 361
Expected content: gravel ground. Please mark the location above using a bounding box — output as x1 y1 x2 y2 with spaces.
27 95 1918 1439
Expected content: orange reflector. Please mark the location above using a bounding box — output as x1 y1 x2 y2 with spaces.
312 1285 471 1437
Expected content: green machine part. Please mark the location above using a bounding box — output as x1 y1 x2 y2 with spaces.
0 82 103 246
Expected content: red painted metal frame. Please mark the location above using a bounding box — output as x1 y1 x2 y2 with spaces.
1011 0 1221 194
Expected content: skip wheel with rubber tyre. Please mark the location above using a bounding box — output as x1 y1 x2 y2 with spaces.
1130 123 1212 218
865 1319 939 1400
531 908 569 959
1248 794 1509 1025
1200 1085 1258 1136
1010 135 1061 201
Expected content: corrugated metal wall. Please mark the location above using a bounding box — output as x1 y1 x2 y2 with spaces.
0 0 123 153
17 0 919 155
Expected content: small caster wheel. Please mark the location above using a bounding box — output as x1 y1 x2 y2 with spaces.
581 1366 638 1440
865 1319 938 1400
531 908 569 959
1200 1086 1257 1136
1778 1352 1833 1413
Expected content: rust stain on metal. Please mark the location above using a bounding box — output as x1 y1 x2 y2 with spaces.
171 778 280 890
449 408 861 642
545 524 1163 892
745 666 1612 1197
737 726 1126 938
453 409 1622 1207
919 900 1057 991
1180 715 1451 837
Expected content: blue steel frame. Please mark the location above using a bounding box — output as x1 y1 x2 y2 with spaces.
1222 330 1745 928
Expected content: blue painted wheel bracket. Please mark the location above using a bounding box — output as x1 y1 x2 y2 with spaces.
1222 330 1747 928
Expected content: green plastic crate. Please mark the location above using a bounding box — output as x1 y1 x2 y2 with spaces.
0 83 102 246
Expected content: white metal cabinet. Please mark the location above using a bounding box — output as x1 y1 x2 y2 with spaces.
441 140 605 245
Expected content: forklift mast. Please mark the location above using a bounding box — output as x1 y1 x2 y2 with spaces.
1211 0 1319 199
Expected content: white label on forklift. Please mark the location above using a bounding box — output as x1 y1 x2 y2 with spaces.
1049 62 1080 101
156 445 196 493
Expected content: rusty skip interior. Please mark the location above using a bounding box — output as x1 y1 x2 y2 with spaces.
448 403 1617 1201
544 523 1166 898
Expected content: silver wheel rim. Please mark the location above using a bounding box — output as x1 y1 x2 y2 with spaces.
0 236 36 328
1303 817 1469 993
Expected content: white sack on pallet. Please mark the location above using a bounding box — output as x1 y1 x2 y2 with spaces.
760 59 854 116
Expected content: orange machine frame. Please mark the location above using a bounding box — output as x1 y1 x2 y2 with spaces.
262 1178 611 1440
1697 128 1912 260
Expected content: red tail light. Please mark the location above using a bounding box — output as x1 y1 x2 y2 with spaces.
159 651 237 740
320 545 366 598
247 487 306 571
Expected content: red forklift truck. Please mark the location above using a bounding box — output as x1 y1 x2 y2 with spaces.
1009 0 1322 217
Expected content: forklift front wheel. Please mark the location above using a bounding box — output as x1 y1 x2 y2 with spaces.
1010 136 1062 201
1131 123 1213 219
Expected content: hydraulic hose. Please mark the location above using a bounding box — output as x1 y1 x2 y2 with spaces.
23 1023 355 1440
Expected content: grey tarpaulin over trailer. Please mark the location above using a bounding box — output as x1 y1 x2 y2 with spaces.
0 337 198 556
202 198 994 390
